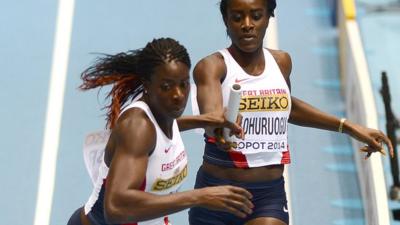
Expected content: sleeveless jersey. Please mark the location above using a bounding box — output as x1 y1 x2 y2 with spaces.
204 48 291 168
84 101 188 225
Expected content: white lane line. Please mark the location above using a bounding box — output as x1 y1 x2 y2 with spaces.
34 0 75 224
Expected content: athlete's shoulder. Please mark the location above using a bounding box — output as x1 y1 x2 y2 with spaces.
195 52 225 71
113 107 156 153
265 48 292 78
266 49 291 67
194 51 227 82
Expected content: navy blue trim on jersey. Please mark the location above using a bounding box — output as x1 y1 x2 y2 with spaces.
87 183 107 225
202 134 238 168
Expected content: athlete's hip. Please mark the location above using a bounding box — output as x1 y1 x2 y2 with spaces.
201 162 284 183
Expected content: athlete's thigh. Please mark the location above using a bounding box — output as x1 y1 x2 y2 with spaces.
245 217 287 225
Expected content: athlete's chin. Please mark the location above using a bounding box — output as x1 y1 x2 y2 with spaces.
169 109 185 118
237 44 261 53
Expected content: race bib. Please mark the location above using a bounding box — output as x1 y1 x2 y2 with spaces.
234 139 288 154
82 130 110 185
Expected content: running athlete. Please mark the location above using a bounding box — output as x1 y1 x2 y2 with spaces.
188 0 394 225
67 38 254 225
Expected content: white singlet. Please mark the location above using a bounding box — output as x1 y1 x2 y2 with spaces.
207 48 292 168
84 100 188 225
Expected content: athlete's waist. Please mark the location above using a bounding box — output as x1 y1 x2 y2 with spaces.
202 161 284 182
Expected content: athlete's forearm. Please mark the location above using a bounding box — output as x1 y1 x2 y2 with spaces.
177 114 222 131
196 84 224 135
289 96 342 132
105 189 203 224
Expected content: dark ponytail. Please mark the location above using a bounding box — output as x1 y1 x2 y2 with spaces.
80 37 191 128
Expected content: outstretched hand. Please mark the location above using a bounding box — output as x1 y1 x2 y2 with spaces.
197 185 253 218
347 121 394 159
204 108 244 138
211 108 244 151
214 127 238 150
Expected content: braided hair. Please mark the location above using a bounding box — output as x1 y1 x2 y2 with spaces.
219 0 276 18
80 37 191 128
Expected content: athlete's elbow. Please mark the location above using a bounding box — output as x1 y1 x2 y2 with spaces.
104 202 123 224
104 199 132 224
104 199 142 224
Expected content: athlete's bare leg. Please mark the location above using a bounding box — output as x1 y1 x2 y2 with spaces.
245 217 287 225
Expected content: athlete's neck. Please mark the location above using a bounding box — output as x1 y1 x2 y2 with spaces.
228 45 265 76
142 98 174 139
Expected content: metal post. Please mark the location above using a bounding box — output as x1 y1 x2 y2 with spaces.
380 71 400 200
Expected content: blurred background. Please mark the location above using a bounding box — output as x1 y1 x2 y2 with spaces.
1 0 399 224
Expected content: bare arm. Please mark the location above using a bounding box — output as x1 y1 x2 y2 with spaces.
177 110 243 139
104 109 198 223
270 49 393 157
289 96 344 131
193 53 227 136
177 109 223 131
104 109 253 224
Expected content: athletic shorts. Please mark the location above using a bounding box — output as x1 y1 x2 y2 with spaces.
188 167 289 225
67 207 103 225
